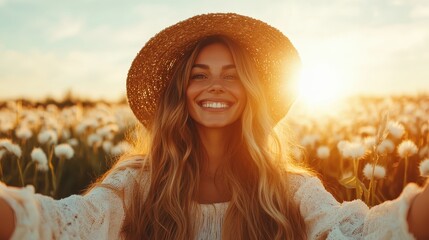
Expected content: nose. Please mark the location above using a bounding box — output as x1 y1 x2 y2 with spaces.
207 78 225 94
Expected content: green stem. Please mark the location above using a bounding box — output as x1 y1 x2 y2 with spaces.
346 188 351 201
48 145 56 196
367 163 377 205
353 158 359 198
33 165 38 190
55 157 65 197
44 171 49 195
16 157 25 186
371 180 377 206
22 161 35 179
366 177 372 205
403 156 409 188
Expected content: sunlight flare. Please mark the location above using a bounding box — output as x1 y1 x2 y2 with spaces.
297 64 348 109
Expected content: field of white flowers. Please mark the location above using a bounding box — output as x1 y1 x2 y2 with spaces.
0 100 137 198
285 95 429 206
1 95 428 206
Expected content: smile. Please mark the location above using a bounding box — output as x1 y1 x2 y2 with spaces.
198 100 231 109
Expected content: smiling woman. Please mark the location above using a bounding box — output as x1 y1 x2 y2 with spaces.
1 12 429 240
186 39 247 130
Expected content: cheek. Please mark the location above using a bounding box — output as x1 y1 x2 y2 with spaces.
186 84 194 101
234 85 247 104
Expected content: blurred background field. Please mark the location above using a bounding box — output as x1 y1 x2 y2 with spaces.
1 94 428 206
0 96 136 199
1 0 428 207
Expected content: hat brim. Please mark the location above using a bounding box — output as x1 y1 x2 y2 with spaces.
127 13 301 127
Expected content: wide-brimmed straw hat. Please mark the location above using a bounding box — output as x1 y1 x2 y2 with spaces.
126 12 301 127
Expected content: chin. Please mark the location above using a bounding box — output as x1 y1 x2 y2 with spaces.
197 119 241 129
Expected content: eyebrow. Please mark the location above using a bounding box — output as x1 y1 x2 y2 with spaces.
192 64 236 70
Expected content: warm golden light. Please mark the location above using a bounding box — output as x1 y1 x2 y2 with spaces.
297 64 348 110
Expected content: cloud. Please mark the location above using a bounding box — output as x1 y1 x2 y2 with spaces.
49 17 83 41
0 47 128 101
410 5 429 19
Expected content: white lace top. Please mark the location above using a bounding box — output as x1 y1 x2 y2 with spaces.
0 161 423 240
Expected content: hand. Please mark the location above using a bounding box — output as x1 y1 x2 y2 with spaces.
0 197 16 240
407 179 429 240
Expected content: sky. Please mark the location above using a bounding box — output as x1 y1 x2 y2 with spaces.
0 0 428 102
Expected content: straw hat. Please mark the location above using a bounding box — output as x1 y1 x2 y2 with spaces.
127 12 301 127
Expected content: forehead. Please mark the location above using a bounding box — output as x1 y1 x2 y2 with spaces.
194 42 235 65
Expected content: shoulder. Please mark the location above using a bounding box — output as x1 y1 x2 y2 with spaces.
285 171 322 196
99 155 149 191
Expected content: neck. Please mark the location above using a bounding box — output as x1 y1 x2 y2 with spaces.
196 125 234 176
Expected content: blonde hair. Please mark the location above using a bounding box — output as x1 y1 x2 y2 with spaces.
95 36 312 239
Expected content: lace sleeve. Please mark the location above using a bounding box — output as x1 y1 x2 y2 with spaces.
291 175 424 240
0 166 139 240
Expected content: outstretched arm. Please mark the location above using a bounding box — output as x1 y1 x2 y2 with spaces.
0 197 15 240
407 180 429 240
0 163 140 240
291 174 425 239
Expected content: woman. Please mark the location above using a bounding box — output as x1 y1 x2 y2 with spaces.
1 13 428 240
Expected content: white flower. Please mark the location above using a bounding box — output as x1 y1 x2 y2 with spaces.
102 141 113 153
87 133 102 147
111 141 131 156
36 163 49 172
363 136 376 150
31 148 48 166
0 138 12 149
342 141 365 159
404 103 415 114
37 129 58 145
0 121 14 133
15 126 33 140
316 146 330 160
54 144 74 160
7 144 21 158
419 158 429 177
387 121 405 139
96 124 119 139
363 163 386 180
0 138 22 158
376 139 395 154
44 116 60 131
337 140 348 155
67 138 79 147
75 123 88 136
61 129 71 141
300 134 319 149
22 112 39 126
397 140 418 158
75 119 99 135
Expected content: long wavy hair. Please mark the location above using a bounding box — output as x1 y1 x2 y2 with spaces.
95 36 312 239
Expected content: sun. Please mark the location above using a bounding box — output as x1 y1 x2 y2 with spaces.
297 64 349 110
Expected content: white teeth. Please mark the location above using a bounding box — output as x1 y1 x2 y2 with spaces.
201 101 229 109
